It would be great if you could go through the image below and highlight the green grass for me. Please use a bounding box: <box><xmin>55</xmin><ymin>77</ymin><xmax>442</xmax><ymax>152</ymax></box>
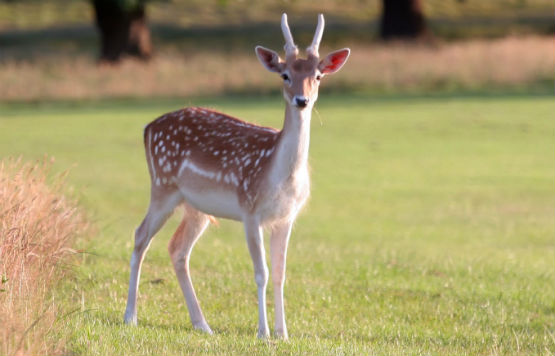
<box><xmin>0</xmin><ymin>93</ymin><xmax>553</xmax><ymax>355</ymax></box>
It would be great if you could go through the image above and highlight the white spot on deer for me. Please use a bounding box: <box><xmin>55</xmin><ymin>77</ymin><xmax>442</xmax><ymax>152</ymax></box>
<box><xmin>155</xmin><ymin>177</ymin><xmax>161</xmax><ymax>186</ymax></box>
<box><xmin>229</xmin><ymin>172</ymin><xmax>239</xmax><ymax>186</ymax></box>
<box><xmin>164</xmin><ymin>162</ymin><xmax>171</xmax><ymax>172</ymax></box>
<box><xmin>161</xmin><ymin>146</ymin><xmax>166</xmax><ymax>153</ymax></box>
<box><xmin>178</xmin><ymin>159</ymin><xmax>216</xmax><ymax>180</ymax></box>
<box><xmin>154</xmin><ymin>146</ymin><xmax>159</xmax><ymax>154</ymax></box>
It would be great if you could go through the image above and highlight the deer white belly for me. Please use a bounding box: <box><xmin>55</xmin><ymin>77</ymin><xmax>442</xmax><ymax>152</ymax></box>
<box><xmin>176</xmin><ymin>174</ymin><xmax>244</xmax><ymax>221</ymax></box>
<box><xmin>184</xmin><ymin>189</ymin><xmax>243</xmax><ymax>221</ymax></box>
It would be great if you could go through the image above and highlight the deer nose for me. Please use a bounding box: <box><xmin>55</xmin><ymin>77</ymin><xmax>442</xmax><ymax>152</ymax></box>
<box><xmin>294</xmin><ymin>96</ymin><xmax>309</xmax><ymax>108</ymax></box>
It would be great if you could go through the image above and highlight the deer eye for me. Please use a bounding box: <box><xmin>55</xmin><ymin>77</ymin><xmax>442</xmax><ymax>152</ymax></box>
<box><xmin>316</xmin><ymin>74</ymin><xmax>322</xmax><ymax>81</ymax></box>
<box><xmin>281</xmin><ymin>73</ymin><xmax>289</xmax><ymax>81</ymax></box>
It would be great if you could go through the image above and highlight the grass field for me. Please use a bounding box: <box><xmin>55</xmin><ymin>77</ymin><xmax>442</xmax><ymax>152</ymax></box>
<box><xmin>0</xmin><ymin>93</ymin><xmax>553</xmax><ymax>355</ymax></box>
<box><xmin>1</xmin><ymin>34</ymin><xmax>553</xmax><ymax>102</ymax></box>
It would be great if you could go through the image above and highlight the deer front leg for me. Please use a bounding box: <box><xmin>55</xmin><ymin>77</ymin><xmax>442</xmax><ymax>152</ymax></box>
<box><xmin>243</xmin><ymin>216</ymin><xmax>270</xmax><ymax>338</ymax></box>
<box><xmin>270</xmin><ymin>220</ymin><xmax>293</xmax><ymax>339</ymax></box>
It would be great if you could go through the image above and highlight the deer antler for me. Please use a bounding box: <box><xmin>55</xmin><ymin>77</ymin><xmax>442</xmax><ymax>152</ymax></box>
<box><xmin>307</xmin><ymin>14</ymin><xmax>325</xmax><ymax>58</ymax></box>
<box><xmin>281</xmin><ymin>13</ymin><xmax>299</xmax><ymax>58</ymax></box>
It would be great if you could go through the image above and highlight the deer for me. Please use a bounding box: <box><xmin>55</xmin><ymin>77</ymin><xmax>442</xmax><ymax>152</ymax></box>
<box><xmin>123</xmin><ymin>13</ymin><xmax>350</xmax><ymax>339</ymax></box>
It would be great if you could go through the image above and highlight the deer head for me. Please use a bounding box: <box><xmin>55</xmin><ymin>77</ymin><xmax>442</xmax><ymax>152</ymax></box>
<box><xmin>255</xmin><ymin>14</ymin><xmax>350</xmax><ymax>111</ymax></box>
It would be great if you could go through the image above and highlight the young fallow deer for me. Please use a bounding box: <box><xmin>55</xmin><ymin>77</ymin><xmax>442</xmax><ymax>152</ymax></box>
<box><xmin>123</xmin><ymin>13</ymin><xmax>350</xmax><ymax>339</ymax></box>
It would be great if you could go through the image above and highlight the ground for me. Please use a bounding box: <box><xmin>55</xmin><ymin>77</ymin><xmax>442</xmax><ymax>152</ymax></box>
<box><xmin>0</xmin><ymin>93</ymin><xmax>553</xmax><ymax>355</ymax></box>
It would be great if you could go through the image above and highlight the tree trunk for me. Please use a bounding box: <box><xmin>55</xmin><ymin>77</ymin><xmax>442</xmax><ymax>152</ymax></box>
<box><xmin>92</xmin><ymin>0</ymin><xmax>152</xmax><ymax>63</ymax></box>
<box><xmin>380</xmin><ymin>0</ymin><xmax>430</xmax><ymax>40</ymax></box>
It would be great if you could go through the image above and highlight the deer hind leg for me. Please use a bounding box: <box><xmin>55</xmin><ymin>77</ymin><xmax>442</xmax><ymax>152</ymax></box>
<box><xmin>168</xmin><ymin>203</ymin><xmax>212</xmax><ymax>334</ymax></box>
<box><xmin>124</xmin><ymin>189</ymin><xmax>183</xmax><ymax>325</ymax></box>
<box><xmin>243</xmin><ymin>216</ymin><xmax>270</xmax><ymax>338</ymax></box>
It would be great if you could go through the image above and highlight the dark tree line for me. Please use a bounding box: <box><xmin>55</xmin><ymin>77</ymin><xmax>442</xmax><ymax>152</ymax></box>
<box><xmin>91</xmin><ymin>0</ymin><xmax>430</xmax><ymax>63</ymax></box>
<box><xmin>92</xmin><ymin>0</ymin><xmax>152</xmax><ymax>63</ymax></box>
<box><xmin>380</xmin><ymin>0</ymin><xmax>430</xmax><ymax>40</ymax></box>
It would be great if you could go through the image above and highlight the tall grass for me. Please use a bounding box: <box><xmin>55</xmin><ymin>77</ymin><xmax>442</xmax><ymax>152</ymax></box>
<box><xmin>0</xmin><ymin>35</ymin><xmax>552</xmax><ymax>102</ymax></box>
<box><xmin>0</xmin><ymin>158</ymin><xmax>87</xmax><ymax>355</ymax></box>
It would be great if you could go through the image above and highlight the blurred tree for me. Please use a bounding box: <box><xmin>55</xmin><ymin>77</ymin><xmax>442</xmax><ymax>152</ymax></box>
<box><xmin>92</xmin><ymin>0</ymin><xmax>152</xmax><ymax>63</ymax></box>
<box><xmin>380</xmin><ymin>0</ymin><xmax>430</xmax><ymax>40</ymax></box>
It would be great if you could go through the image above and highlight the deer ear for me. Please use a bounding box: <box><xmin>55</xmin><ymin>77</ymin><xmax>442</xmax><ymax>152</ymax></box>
<box><xmin>318</xmin><ymin>48</ymin><xmax>350</xmax><ymax>75</ymax></box>
<box><xmin>255</xmin><ymin>46</ymin><xmax>284</xmax><ymax>73</ymax></box>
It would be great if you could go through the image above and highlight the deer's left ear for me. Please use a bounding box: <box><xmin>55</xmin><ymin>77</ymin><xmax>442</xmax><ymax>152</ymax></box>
<box><xmin>318</xmin><ymin>48</ymin><xmax>350</xmax><ymax>75</ymax></box>
<box><xmin>255</xmin><ymin>46</ymin><xmax>285</xmax><ymax>73</ymax></box>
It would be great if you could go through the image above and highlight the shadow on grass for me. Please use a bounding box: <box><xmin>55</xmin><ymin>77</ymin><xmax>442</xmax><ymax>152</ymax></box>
<box><xmin>1</xmin><ymin>14</ymin><xmax>553</xmax><ymax>59</ymax></box>
<box><xmin>0</xmin><ymin>83</ymin><xmax>552</xmax><ymax>114</ymax></box>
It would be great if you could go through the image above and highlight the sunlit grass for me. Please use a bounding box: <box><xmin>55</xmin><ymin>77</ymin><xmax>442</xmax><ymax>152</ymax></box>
<box><xmin>0</xmin><ymin>36</ymin><xmax>553</xmax><ymax>102</ymax></box>
<box><xmin>0</xmin><ymin>159</ymin><xmax>88</xmax><ymax>355</ymax></box>
<box><xmin>0</xmin><ymin>93</ymin><xmax>553</xmax><ymax>354</ymax></box>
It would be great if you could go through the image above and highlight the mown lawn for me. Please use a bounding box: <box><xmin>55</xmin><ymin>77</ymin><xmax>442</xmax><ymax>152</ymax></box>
<box><xmin>0</xmin><ymin>93</ymin><xmax>553</xmax><ymax>355</ymax></box>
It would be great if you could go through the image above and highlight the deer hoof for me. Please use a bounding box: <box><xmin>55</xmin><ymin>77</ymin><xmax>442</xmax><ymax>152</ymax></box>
<box><xmin>123</xmin><ymin>312</ymin><xmax>137</xmax><ymax>326</ymax></box>
<box><xmin>194</xmin><ymin>322</ymin><xmax>214</xmax><ymax>335</ymax></box>
<box><xmin>275</xmin><ymin>329</ymin><xmax>289</xmax><ymax>340</ymax></box>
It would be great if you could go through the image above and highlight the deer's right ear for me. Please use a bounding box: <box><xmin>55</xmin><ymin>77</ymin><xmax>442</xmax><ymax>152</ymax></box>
<box><xmin>255</xmin><ymin>46</ymin><xmax>284</xmax><ymax>73</ymax></box>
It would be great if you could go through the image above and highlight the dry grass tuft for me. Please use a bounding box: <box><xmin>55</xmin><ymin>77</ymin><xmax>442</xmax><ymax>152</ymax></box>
<box><xmin>0</xmin><ymin>158</ymin><xmax>88</xmax><ymax>356</ymax></box>
<box><xmin>0</xmin><ymin>35</ymin><xmax>552</xmax><ymax>102</ymax></box>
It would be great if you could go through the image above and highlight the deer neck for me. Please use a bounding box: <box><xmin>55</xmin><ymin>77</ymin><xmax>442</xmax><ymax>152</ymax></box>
<box><xmin>269</xmin><ymin>102</ymin><xmax>312</xmax><ymax>185</ymax></box>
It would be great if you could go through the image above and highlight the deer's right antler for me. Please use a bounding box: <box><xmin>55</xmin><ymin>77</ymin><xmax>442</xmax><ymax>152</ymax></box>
<box><xmin>281</xmin><ymin>13</ymin><xmax>299</xmax><ymax>58</ymax></box>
